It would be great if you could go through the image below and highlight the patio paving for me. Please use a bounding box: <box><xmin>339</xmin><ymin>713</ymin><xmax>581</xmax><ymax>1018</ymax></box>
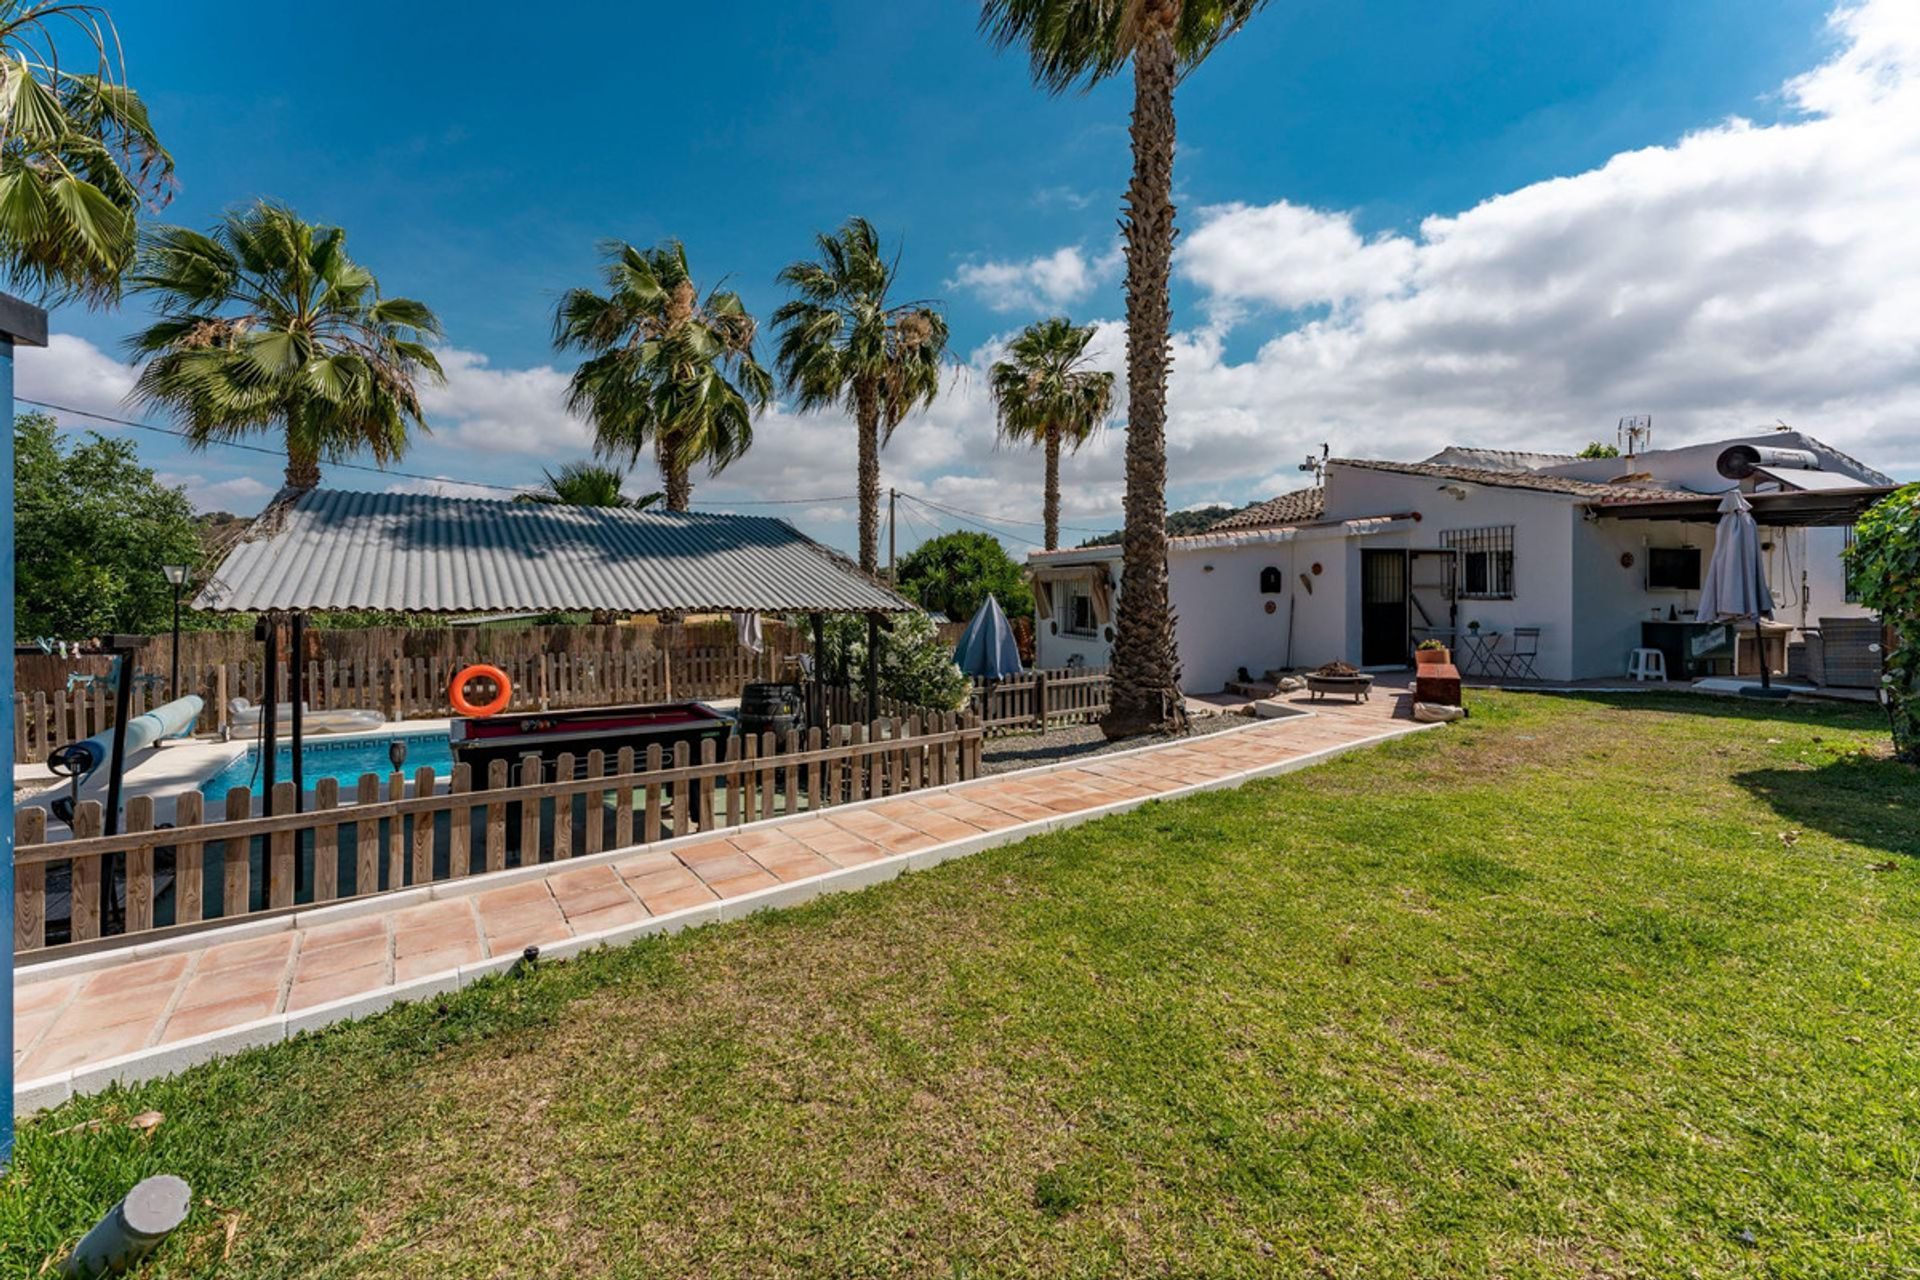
<box><xmin>12</xmin><ymin>688</ymin><xmax>1428</xmax><ymax>1111</ymax></box>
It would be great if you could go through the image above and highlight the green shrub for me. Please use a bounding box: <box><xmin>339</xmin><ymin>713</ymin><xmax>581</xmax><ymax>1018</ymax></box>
<box><xmin>1845</xmin><ymin>483</ymin><xmax>1920</xmax><ymax>762</ymax></box>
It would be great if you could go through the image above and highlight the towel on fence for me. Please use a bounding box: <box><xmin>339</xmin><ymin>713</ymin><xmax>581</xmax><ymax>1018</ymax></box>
<box><xmin>734</xmin><ymin>611</ymin><xmax>764</xmax><ymax>654</ymax></box>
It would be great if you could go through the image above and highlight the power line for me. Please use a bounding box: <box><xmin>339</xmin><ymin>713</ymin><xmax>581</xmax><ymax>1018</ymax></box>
<box><xmin>896</xmin><ymin>491</ymin><xmax>1049</xmax><ymax>550</ymax></box>
<box><xmin>15</xmin><ymin>396</ymin><xmax>858</xmax><ymax>507</ymax></box>
<box><xmin>898</xmin><ymin>490</ymin><xmax>1114</xmax><ymax>536</ymax></box>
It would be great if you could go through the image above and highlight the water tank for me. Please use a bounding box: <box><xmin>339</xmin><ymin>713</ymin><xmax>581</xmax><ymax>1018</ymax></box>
<box><xmin>1716</xmin><ymin>444</ymin><xmax>1820</xmax><ymax>480</ymax></box>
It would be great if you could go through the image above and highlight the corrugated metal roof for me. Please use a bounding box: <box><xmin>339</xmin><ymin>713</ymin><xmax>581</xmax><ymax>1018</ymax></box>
<box><xmin>194</xmin><ymin>489</ymin><xmax>917</xmax><ymax>615</ymax></box>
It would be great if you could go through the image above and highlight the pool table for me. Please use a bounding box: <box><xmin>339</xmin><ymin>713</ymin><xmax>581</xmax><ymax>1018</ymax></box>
<box><xmin>450</xmin><ymin>700</ymin><xmax>732</xmax><ymax>785</ymax></box>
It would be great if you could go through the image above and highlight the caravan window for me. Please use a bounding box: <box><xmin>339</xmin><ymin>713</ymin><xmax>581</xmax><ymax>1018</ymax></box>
<box><xmin>1065</xmin><ymin>584</ymin><xmax>1097</xmax><ymax>636</ymax></box>
<box><xmin>1442</xmin><ymin>525</ymin><xmax>1516</xmax><ymax>600</ymax></box>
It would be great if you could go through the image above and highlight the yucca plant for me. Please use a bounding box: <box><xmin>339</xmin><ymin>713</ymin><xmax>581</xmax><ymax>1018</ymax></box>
<box><xmin>0</xmin><ymin>0</ymin><xmax>172</xmax><ymax>303</ymax></box>
<box><xmin>989</xmin><ymin>316</ymin><xmax>1114</xmax><ymax>550</ymax></box>
<box><xmin>773</xmin><ymin>217</ymin><xmax>949</xmax><ymax>573</ymax></box>
<box><xmin>125</xmin><ymin>201</ymin><xmax>445</xmax><ymax>490</ymax></box>
<box><xmin>981</xmin><ymin>0</ymin><xmax>1272</xmax><ymax>736</ymax></box>
<box><xmin>553</xmin><ymin>240</ymin><xmax>771</xmax><ymax>511</ymax></box>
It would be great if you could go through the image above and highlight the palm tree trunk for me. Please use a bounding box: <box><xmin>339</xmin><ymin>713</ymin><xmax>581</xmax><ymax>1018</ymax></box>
<box><xmin>659</xmin><ymin>434</ymin><xmax>693</xmax><ymax>512</ymax></box>
<box><xmin>1101</xmin><ymin>18</ymin><xmax>1186</xmax><ymax>740</ymax></box>
<box><xmin>1044</xmin><ymin>424</ymin><xmax>1062</xmax><ymax>552</ymax></box>
<box><xmin>284</xmin><ymin>451</ymin><xmax>321</xmax><ymax>491</ymax></box>
<box><xmin>855</xmin><ymin>381</ymin><xmax>882</xmax><ymax>574</ymax></box>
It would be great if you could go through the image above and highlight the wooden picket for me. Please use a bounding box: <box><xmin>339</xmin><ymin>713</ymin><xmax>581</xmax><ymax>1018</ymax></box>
<box><xmin>13</xmin><ymin>711</ymin><xmax>983</xmax><ymax>954</ymax></box>
<box><xmin>969</xmin><ymin>667</ymin><xmax>1111</xmax><ymax>735</ymax></box>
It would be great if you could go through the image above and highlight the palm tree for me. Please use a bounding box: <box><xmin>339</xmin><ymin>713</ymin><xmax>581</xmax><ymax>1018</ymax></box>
<box><xmin>553</xmin><ymin>240</ymin><xmax>771</xmax><ymax>512</ymax></box>
<box><xmin>773</xmin><ymin>217</ymin><xmax>949</xmax><ymax>573</ymax></box>
<box><xmin>989</xmin><ymin>316</ymin><xmax>1114</xmax><ymax>551</ymax></box>
<box><xmin>125</xmin><ymin>201</ymin><xmax>443</xmax><ymax>491</ymax></box>
<box><xmin>981</xmin><ymin>0</ymin><xmax>1269</xmax><ymax>737</ymax></box>
<box><xmin>0</xmin><ymin>1</ymin><xmax>173</xmax><ymax>304</ymax></box>
<box><xmin>514</xmin><ymin>460</ymin><xmax>661</xmax><ymax>509</ymax></box>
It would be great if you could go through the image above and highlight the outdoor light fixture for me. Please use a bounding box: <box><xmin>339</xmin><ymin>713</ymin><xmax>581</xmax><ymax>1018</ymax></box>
<box><xmin>162</xmin><ymin>565</ymin><xmax>192</xmax><ymax>698</ymax></box>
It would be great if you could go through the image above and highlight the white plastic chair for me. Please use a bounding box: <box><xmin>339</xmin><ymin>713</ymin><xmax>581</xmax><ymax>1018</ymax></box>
<box><xmin>1627</xmin><ymin>648</ymin><xmax>1667</xmax><ymax>682</ymax></box>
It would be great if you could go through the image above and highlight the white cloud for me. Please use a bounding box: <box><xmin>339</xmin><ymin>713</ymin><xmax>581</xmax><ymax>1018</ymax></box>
<box><xmin>154</xmin><ymin>472</ymin><xmax>274</xmax><ymax>513</ymax></box>
<box><xmin>949</xmin><ymin>244</ymin><xmax>1121</xmax><ymax>314</ymax></box>
<box><xmin>13</xmin><ymin>332</ymin><xmax>139</xmax><ymax>420</ymax></box>
<box><xmin>1178</xmin><ymin>200</ymin><xmax>1416</xmax><ymax>314</ymax></box>
<box><xmin>1149</xmin><ymin>0</ymin><xmax>1920</xmax><ymax>482</ymax></box>
<box><xmin>418</xmin><ymin>347</ymin><xmax>593</xmax><ymax>456</ymax></box>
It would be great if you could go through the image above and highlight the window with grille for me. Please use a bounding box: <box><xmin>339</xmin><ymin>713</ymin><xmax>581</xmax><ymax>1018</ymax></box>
<box><xmin>1844</xmin><ymin>526</ymin><xmax>1862</xmax><ymax>603</ymax></box>
<box><xmin>1442</xmin><ymin>525</ymin><xmax>1516</xmax><ymax>599</ymax></box>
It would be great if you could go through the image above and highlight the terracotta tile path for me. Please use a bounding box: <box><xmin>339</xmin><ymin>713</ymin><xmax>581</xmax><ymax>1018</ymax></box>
<box><xmin>13</xmin><ymin>685</ymin><xmax>1425</xmax><ymax>1109</ymax></box>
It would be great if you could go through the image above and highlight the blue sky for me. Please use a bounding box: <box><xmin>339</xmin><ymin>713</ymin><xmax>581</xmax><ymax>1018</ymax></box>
<box><xmin>20</xmin><ymin>0</ymin><xmax>1918</xmax><ymax>556</ymax></box>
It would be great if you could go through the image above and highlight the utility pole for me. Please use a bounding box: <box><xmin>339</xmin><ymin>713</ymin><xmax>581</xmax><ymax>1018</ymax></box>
<box><xmin>888</xmin><ymin>487</ymin><xmax>898</xmax><ymax>584</ymax></box>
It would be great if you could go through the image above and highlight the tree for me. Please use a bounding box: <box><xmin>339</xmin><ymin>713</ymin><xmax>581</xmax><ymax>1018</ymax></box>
<box><xmin>895</xmin><ymin>530</ymin><xmax>1034</xmax><ymax>623</ymax></box>
<box><xmin>815</xmin><ymin>610</ymin><xmax>970</xmax><ymax>711</ymax></box>
<box><xmin>1578</xmin><ymin>441</ymin><xmax>1621</xmax><ymax>459</ymax></box>
<box><xmin>554</xmin><ymin>240</ymin><xmax>771</xmax><ymax>511</ymax></box>
<box><xmin>989</xmin><ymin>316</ymin><xmax>1114</xmax><ymax>550</ymax></box>
<box><xmin>12</xmin><ymin>410</ymin><xmax>200</xmax><ymax>637</ymax></box>
<box><xmin>125</xmin><ymin>201</ymin><xmax>444</xmax><ymax>490</ymax></box>
<box><xmin>0</xmin><ymin>2</ymin><xmax>172</xmax><ymax>304</ymax></box>
<box><xmin>773</xmin><ymin>217</ymin><xmax>949</xmax><ymax>573</ymax></box>
<box><xmin>514</xmin><ymin>460</ymin><xmax>661</xmax><ymax>509</ymax></box>
<box><xmin>1846</xmin><ymin>484</ymin><xmax>1920</xmax><ymax>762</ymax></box>
<box><xmin>981</xmin><ymin>0</ymin><xmax>1270</xmax><ymax>737</ymax></box>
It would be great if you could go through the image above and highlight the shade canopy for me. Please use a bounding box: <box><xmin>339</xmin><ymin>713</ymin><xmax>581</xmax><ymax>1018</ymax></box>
<box><xmin>1695</xmin><ymin>491</ymin><xmax>1774</xmax><ymax>623</ymax></box>
<box><xmin>953</xmin><ymin>594</ymin><xmax>1025</xmax><ymax>680</ymax></box>
<box><xmin>195</xmin><ymin>488</ymin><xmax>917</xmax><ymax>616</ymax></box>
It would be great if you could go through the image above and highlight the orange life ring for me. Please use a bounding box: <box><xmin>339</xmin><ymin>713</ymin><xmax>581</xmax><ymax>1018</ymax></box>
<box><xmin>450</xmin><ymin>664</ymin><xmax>512</xmax><ymax>718</ymax></box>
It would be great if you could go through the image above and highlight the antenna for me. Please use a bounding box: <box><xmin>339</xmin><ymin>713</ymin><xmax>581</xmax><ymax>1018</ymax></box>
<box><xmin>1299</xmin><ymin>442</ymin><xmax>1329</xmax><ymax>484</ymax></box>
<box><xmin>1616</xmin><ymin>415</ymin><xmax>1652</xmax><ymax>458</ymax></box>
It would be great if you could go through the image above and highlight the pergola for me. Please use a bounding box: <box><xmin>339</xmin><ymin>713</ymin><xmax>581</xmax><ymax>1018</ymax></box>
<box><xmin>1588</xmin><ymin>485</ymin><xmax>1896</xmax><ymax>526</ymax></box>
<box><xmin>196</xmin><ymin>488</ymin><xmax>918</xmax><ymax>811</ymax></box>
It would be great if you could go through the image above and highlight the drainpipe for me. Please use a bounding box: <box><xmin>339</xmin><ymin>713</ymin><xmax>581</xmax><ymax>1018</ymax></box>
<box><xmin>2</xmin><ymin>289</ymin><xmax>50</xmax><ymax>1172</ymax></box>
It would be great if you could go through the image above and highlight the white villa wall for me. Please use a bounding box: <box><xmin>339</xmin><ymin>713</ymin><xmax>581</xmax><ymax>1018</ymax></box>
<box><xmin>1166</xmin><ymin>527</ymin><xmax>1354</xmax><ymax>688</ymax></box>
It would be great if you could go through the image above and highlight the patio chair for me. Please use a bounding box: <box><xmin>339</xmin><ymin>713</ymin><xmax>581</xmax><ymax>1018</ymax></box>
<box><xmin>1499</xmin><ymin>627</ymin><xmax>1541</xmax><ymax>680</ymax></box>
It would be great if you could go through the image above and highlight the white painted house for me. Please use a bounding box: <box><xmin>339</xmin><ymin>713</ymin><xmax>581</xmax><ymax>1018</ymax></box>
<box><xmin>1029</xmin><ymin>430</ymin><xmax>1896</xmax><ymax>689</ymax></box>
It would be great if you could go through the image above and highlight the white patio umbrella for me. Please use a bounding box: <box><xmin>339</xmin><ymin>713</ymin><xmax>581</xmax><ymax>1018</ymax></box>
<box><xmin>1694</xmin><ymin>490</ymin><xmax>1777</xmax><ymax>690</ymax></box>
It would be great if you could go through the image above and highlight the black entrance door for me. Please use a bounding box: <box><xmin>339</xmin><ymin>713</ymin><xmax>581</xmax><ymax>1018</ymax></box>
<box><xmin>1361</xmin><ymin>549</ymin><xmax>1410</xmax><ymax>666</ymax></box>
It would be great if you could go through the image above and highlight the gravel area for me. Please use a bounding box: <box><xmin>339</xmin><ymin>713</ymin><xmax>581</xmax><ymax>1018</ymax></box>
<box><xmin>980</xmin><ymin>710</ymin><xmax>1250</xmax><ymax>776</ymax></box>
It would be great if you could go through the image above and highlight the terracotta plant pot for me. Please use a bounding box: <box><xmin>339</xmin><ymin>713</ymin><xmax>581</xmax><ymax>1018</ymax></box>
<box><xmin>1414</xmin><ymin>647</ymin><xmax>1451</xmax><ymax>667</ymax></box>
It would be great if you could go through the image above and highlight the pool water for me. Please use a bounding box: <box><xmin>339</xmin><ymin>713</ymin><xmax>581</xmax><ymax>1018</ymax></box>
<box><xmin>202</xmin><ymin>731</ymin><xmax>454</xmax><ymax>798</ymax></box>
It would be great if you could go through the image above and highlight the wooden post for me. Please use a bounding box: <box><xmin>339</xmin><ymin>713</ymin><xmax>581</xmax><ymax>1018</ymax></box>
<box><xmin>223</xmin><ymin>787</ymin><xmax>252</xmax><ymax>918</ymax></box>
<box><xmin>313</xmin><ymin>778</ymin><xmax>340</xmax><ymax>902</ymax></box>
<box><xmin>14</xmin><ymin>808</ymin><xmax>46</xmax><ymax>951</ymax></box>
<box><xmin>1033</xmin><ymin>670</ymin><xmax>1049</xmax><ymax>732</ymax></box>
<box><xmin>173</xmin><ymin>793</ymin><xmax>203</xmax><ymax>926</ymax></box>
<box><xmin>355</xmin><ymin>774</ymin><xmax>381</xmax><ymax>895</ymax></box>
<box><xmin>124</xmin><ymin>796</ymin><xmax>155</xmax><ymax>934</ymax></box>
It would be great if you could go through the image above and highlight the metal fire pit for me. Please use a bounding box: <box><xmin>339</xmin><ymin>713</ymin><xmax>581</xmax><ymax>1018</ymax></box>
<box><xmin>1305</xmin><ymin>673</ymin><xmax>1374</xmax><ymax>703</ymax></box>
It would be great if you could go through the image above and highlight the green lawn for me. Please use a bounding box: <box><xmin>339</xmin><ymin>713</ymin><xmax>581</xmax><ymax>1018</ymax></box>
<box><xmin>6</xmin><ymin>693</ymin><xmax>1917</xmax><ymax>1278</ymax></box>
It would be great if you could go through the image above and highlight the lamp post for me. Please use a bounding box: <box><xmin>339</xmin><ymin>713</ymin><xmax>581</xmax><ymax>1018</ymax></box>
<box><xmin>162</xmin><ymin>564</ymin><xmax>190</xmax><ymax>700</ymax></box>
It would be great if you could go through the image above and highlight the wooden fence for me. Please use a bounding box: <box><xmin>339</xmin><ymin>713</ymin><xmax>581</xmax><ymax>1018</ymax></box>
<box><xmin>14</xmin><ymin>711</ymin><xmax>984</xmax><ymax>954</ymax></box>
<box><xmin>12</xmin><ymin>646</ymin><xmax>808</xmax><ymax>764</ymax></box>
<box><xmin>970</xmin><ymin>667</ymin><xmax>1111</xmax><ymax>734</ymax></box>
